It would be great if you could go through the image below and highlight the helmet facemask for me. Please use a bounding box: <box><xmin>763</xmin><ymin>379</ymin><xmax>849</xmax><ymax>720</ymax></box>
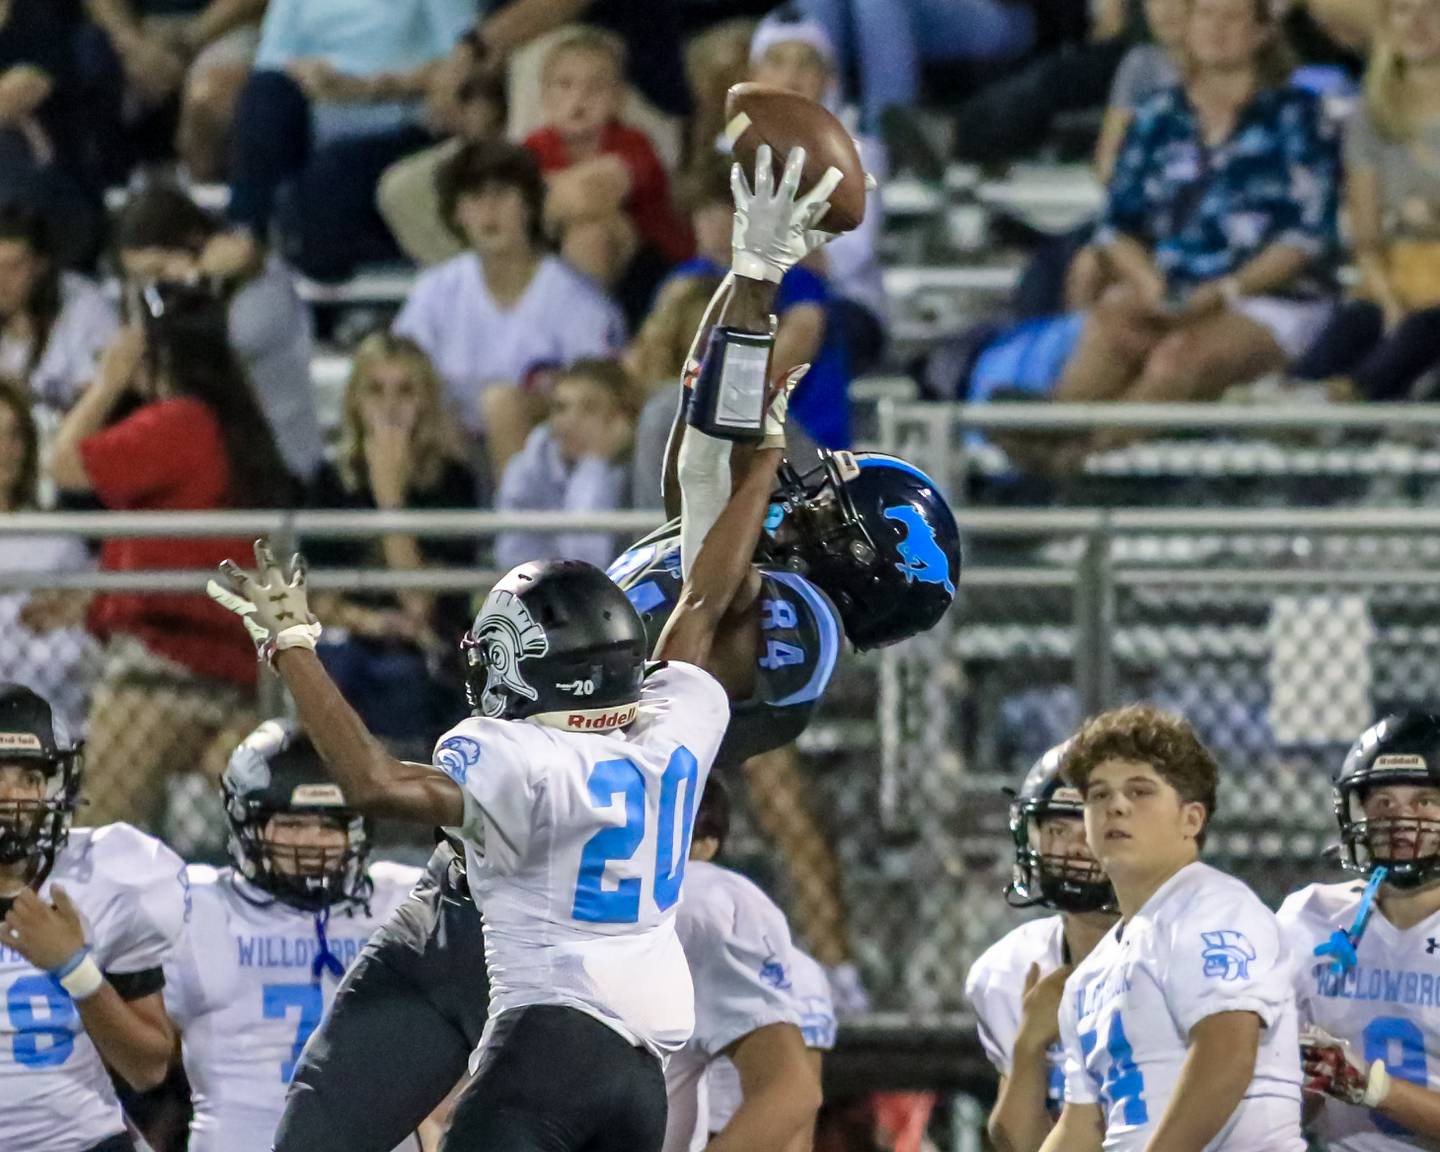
<box><xmin>1008</xmin><ymin>793</ymin><xmax>1115</xmax><ymax>914</ymax></box>
<box><xmin>227</xmin><ymin>799</ymin><xmax>371</xmax><ymax>913</ymax></box>
<box><xmin>1337</xmin><ymin>772</ymin><xmax>1440</xmax><ymax>890</ymax></box>
<box><xmin>769</xmin><ymin>452</ymin><xmax>875</xmax><ymax>570</ymax></box>
<box><xmin>0</xmin><ymin>752</ymin><xmax>81</xmax><ymax>881</ymax></box>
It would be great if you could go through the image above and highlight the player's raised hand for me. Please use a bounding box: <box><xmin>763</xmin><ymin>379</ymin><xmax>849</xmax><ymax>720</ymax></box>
<box><xmin>1300</xmin><ymin>1025</ymin><xmax>1391</xmax><ymax>1106</ymax></box>
<box><xmin>207</xmin><ymin>538</ymin><xmax>322</xmax><ymax>663</ymax></box>
<box><xmin>1015</xmin><ymin>962</ymin><xmax>1071</xmax><ymax>1052</ymax></box>
<box><xmin>730</xmin><ymin>143</ymin><xmax>842</xmax><ymax>284</ymax></box>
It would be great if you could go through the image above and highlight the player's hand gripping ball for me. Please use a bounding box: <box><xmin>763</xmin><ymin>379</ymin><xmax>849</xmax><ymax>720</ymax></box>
<box><xmin>725</xmin><ymin>82</ymin><xmax>868</xmax><ymax>233</ymax></box>
<box><xmin>208</xmin><ymin>538</ymin><xmax>322</xmax><ymax>663</ymax></box>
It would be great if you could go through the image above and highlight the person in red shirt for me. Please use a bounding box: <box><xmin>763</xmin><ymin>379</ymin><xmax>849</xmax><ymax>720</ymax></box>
<box><xmin>47</xmin><ymin>280</ymin><xmax>292</xmax><ymax>831</ymax></box>
<box><xmin>523</xmin><ymin>26</ymin><xmax>690</xmax><ymax>322</ymax></box>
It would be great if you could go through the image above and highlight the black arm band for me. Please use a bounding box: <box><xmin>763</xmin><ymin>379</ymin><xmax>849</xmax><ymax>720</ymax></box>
<box><xmin>106</xmin><ymin>967</ymin><xmax>165</xmax><ymax>1001</ymax></box>
<box><xmin>686</xmin><ymin>325</ymin><xmax>775</xmax><ymax>441</ymax></box>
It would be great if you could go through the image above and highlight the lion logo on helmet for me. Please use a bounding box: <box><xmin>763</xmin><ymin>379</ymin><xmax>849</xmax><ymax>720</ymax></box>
<box><xmin>473</xmin><ymin>590</ymin><xmax>550</xmax><ymax>717</ymax></box>
<box><xmin>1200</xmin><ymin>929</ymin><xmax>1256</xmax><ymax>981</ymax></box>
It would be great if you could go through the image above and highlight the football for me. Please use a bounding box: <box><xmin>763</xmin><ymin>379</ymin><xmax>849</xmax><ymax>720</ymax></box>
<box><xmin>723</xmin><ymin>82</ymin><xmax>867</xmax><ymax>233</ymax></box>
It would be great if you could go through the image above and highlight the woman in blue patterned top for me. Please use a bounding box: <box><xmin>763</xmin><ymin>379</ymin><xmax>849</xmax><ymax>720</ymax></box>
<box><xmin>1055</xmin><ymin>0</ymin><xmax>1341</xmax><ymax>441</ymax></box>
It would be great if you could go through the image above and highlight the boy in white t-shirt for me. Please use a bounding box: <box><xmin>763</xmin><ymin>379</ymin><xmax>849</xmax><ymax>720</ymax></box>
<box><xmin>1042</xmin><ymin>704</ymin><xmax>1305</xmax><ymax>1152</ymax></box>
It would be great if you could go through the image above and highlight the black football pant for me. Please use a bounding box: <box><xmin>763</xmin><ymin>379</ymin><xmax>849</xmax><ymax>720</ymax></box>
<box><xmin>273</xmin><ymin>843</ymin><xmax>490</xmax><ymax>1152</ymax></box>
<box><xmin>442</xmin><ymin>1006</ymin><xmax>667</xmax><ymax>1152</ymax></box>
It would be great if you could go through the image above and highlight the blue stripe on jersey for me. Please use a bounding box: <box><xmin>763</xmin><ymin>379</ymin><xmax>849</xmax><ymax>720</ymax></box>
<box><xmin>858</xmin><ymin>454</ymin><xmax>939</xmax><ymax>490</ymax></box>
<box><xmin>767</xmin><ymin>571</ymin><xmax>841</xmax><ymax>707</ymax></box>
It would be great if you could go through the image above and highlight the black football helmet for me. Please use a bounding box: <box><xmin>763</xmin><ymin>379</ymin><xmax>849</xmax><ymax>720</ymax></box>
<box><xmin>1335</xmin><ymin>713</ymin><xmax>1440</xmax><ymax>890</ymax></box>
<box><xmin>767</xmin><ymin>450</ymin><xmax>961</xmax><ymax>649</ymax></box>
<box><xmin>463</xmin><ymin>560</ymin><xmax>647</xmax><ymax>730</ymax></box>
<box><xmin>222</xmin><ymin>720</ymin><xmax>371</xmax><ymax>912</ymax></box>
<box><xmin>1006</xmin><ymin>743</ymin><xmax>1114</xmax><ymax>913</ymax></box>
<box><xmin>0</xmin><ymin>684</ymin><xmax>81</xmax><ymax>889</ymax></box>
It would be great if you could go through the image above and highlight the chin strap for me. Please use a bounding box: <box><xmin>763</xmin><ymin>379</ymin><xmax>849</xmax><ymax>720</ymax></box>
<box><xmin>311</xmin><ymin>906</ymin><xmax>345</xmax><ymax>980</ymax></box>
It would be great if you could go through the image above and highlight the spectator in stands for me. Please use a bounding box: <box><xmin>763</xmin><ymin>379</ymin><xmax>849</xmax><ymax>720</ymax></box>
<box><xmin>1053</xmin><ymin>0</ymin><xmax>1340</xmax><ymax>446</ymax></box>
<box><xmin>1095</xmin><ymin>0</ymin><xmax>1188</xmax><ymax>181</ymax></box>
<box><xmin>1290</xmin><ymin>0</ymin><xmax>1440</xmax><ymax>401</ymax></box>
<box><xmin>305</xmin><ymin>332</ymin><xmax>474</xmax><ymax>749</ymax></box>
<box><xmin>1066</xmin><ymin>0</ymin><xmax>1188</xmax><ymax>310</ymax></box>
<box><xmin>523</xmin><ymin>27</ymin><xmax>690</xmax><ymax>324</ymax></box>
<box><xmin>794</xmin><ymin>0</ymin><xmax>1036</xmax><ymax>135</ymax></box>
<box><xmin>626</xmin><ymin>274</ymin><xmax>721</xmax><ymax>509</ymax></box>
<box><xmin>0</xmin><ymin>202</ymin><xmax>117</xmax><ymax>415</ymax></box>
<box><xmin>0</xmin><ymin>0</ymin><xmax>104</xmax><ymax>268</ymax></box>
<box><xmin>377</xmin><ymin>64</ymin><xmax>508</xmax><ymax>267</ymax></box>
<box><xmin>393</xmin><ymin>141</ymin><xmax>625</xmax><ymax>489</ymax></box>
<box><xmin>115</xmin><ymin>182</ymin><xmax>322</xmax><ymax>484</ymax></box>
<box><xmin>432</xmin><ymin>0</ymin><xmax>692</xmax><ymax>155</ymax></box>
<box><xmin>748</xmin><ymin>9</ymin><xmax>889</xmax><ymax>374</ymax></box>
<box><xmin>494</xmin><ymin>357</ymin><xmax>635</xmax><ymax>571</ymax></box>
<box><xmin>46</xmin><ymin>282</ymin><xmax>289</xmax><ymax>828</ymax></box>
<box><xmin>79</xmin><ymin>0</ymin><xmax>269</xmax><ymax>182</ymax></box>
<box><xmin>0</xmin><ymin>377</ymin><xmax>95</xmax><ymax>732</ymax></box>
<box><xmin>227</xmin><ymin>0</ymin><xmax>474</xmax><ymax>281</ymax></box>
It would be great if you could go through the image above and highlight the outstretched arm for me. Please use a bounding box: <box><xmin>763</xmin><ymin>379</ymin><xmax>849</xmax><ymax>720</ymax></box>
<box><xmin>207</xmin><ymin>542</ymin><xmax>464</xmax><ymax>826</ymax></box>
<box><xmin>654</xmin><ymin>147</ymin><xmax>839</xmax><ymax>673</ymax></box>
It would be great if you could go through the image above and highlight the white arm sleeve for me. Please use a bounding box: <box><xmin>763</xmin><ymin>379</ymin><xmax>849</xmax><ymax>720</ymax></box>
<box><xmin>1164</xmin><ymin>893</ymin><xmax>1292</xmax><ymax>1036</ymax></box>
<box><xmin>676</xmin><ymin>425</ymin><xmax>733</xmax><ymax>582</ymax></box>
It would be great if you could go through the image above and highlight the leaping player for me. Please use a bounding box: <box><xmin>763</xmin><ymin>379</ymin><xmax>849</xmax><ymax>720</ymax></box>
<box><xmin>209</xmin><ymin>145</ymin><xmax>851</xmax><ymax>1150</ymax></box>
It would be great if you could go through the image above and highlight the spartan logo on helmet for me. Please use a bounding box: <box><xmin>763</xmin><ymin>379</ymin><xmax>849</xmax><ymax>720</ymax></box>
<box><xmin>470</xmin><ymin>589</ymin><xmax>550</xmax><ymax>717</ymax></box>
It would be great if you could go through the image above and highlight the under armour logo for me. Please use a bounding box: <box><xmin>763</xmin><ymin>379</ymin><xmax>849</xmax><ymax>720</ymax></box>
<box><xmin>1427</xmin><ymin>938</ymin><xmax>1439</xmax><ymax>955</ymax></box>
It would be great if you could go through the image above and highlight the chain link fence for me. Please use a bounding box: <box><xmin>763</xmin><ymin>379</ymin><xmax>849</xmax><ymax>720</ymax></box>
<box><xmin>10</xmin><ymin>499</ymin><xmax>1440</xmax><ymax>1049</ymax></box>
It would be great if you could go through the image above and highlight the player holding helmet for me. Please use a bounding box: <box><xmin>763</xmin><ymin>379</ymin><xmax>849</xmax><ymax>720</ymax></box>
<box><xmin>966</xmin><ymin>744</ymin><xmax>1117</xmax><ymax>1152</ymax></box>
<box><xmin>161</xmin><ymin>720</ymin><xmax>423</xmax><ymax>1152</ymax></box>
<box><xmin>1279</xmin><ymin>712</ymin><xmax>1440</xmax><ymax>1145</ymax></box>
<box><xmin>0</xmin><ymin>683</ymin><xmax>189</xmax><ymax>1152</ymax></box>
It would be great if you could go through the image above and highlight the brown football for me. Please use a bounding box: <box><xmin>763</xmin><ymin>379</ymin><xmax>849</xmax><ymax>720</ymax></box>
<box><xmin>723</xmin><ymin>82</ymin><xmax>866</xmax><ymax>234</ymax></box>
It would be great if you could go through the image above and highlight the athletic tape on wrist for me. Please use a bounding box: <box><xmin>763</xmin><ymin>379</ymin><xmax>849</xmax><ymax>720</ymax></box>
<box><xmin>54</xmin><ymin>948</ymin><xmax>104</xmax><ymax>1000</ymax></box>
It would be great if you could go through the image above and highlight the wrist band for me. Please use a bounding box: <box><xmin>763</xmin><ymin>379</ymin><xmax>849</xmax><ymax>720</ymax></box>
<box><xmin>1363</xmin><ymin>1059</ymin><xmax>1392</xmax><ymax>1107</ymax></box>
<box><xmin>687</xmin><ymin>325</ymin><xmax>774</xmax><ymax>441</ymax></box>
<box><xmin>52</xmin><ymin>947</ymin><xmax>104</xmax><ymax>1001</ymax></box>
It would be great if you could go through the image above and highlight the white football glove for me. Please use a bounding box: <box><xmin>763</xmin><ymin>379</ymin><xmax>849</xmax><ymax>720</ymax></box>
<box><xmin>730</xmin><ymin>143</ymin><xmax>842</xmax><ymax>284</ymax></box>
<box><xmin>1299</xmin><ymin>1026</ymin><xmax>1392</xmax><ymax>1107</ymax></box>
<box><xmin>206</xmin><ymin>538</ymin><xmax>322</xmax><ymax>663</ymax></box>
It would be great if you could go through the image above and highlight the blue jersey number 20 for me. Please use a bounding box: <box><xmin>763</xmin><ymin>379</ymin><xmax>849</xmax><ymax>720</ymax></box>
<box><xmin>263</xmin><ymin>982</ymin><xmax>324</xmax><ymax>1082</ymax></box>
<box><xmin>573</xmin><ymin>747</ymin><xmax>699</xmax><ymax>924</ymax></box>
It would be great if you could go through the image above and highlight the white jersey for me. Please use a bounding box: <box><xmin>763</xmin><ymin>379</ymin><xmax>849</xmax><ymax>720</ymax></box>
<box><xmin>0</xmin><ymin>824</ymin><xmax>188</xmax><ymax>1152</ymax></box>
<box><xmin>662</xmin><ymin>860</ymin><xmax>803</xmax><ymax>1152</ymax></box>
<box><xmin>1059</xmin><ymin>861</ymin><xmax>1305</xmax><ymax>1152</ymax></box>
<box><xmin>706</xmin><ymin>947</ymin><xmax>836</xmax><ymax>1137</ymax></box>
<box><xmin>1278</xmin><ymin>880</ymin><xmax>1440</xmax><ymax>1152</ymax></box>
<box><xmin>435</xmin><ymin>661</ymin><xmax>729</xmax><ymax>1057</ymax></box>
<box><xmin>393</xmin><ymin>252</ymin><xmax>625</xmax><ymax>433</ymax></box>
<box><xmin>164</xmin><ymin>861</ymin><xmax>422</xmax><ymax>1152</ymax></box>
<box><xmin>965</xmin><ymin>915</ymin><xmax>1068</xmax><ymax>1112</ymax></box>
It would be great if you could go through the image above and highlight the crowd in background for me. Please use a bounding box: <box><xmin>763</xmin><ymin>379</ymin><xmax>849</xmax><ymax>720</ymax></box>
<box><xmin>1</xmin><ymin>0</ymin><xmax>1440</xmax><ymax>841</ymax></box>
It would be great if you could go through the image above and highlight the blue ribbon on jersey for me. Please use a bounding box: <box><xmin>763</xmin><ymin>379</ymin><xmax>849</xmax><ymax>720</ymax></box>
<box><xmin>1313</xmin><ymin>866</ymin><xmax>1388</xmax><ymax>975</ymax></box>
<box><xmin>311</xmin><ymin>907</ymin><xmax>345</xmax><ymax>980</ymax></box>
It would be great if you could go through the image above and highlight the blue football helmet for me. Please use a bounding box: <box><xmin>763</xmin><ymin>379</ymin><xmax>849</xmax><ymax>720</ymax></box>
<box><xmin>767</xmin><ymin>450</ymin><xmax>961</xmax><ymax>649</ymax></box>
